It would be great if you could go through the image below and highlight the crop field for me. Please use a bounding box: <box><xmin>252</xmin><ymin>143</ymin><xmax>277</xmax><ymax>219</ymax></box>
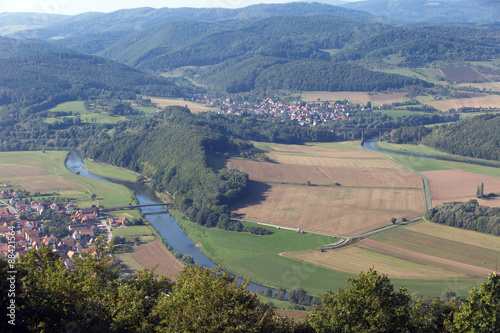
<box><xmin>441</xmin><ymin>67</ymin><xmax>486</xmax><ymax>82</ymax></box>
<box><xmin>420</xmin><ymin>169</ymin><xmax>500</xmax><ymax>205</ymax></box>
<box><xmin>426</xmin><ymin>94</ymin><xmax>500</xmax><ymax>111</ymax></box>
<box><xmin>229</xmin><ymin>142</ymin><xmax>426</xmax><ymax>236</ymax></box>
<box><xmin>268</xmin><ymin>153</ymin><xmax>403</xmax><ymax>169</ymax></box>
<box><xmin>369</xmin><ymin>92</ymin><xmax>407</xmax><ymax>106</ymax></box>
<box><xmin>117</xmin><ymin>241</ymin><xmax>184</xmax><ymax>278</ymax></box>
<box><xmin>148</xmin><ymin>97</ymin><xmax>216</xmax><ymax>113</ymax></box>
<box><xmin>458</xmin><ymin>82</ymin><xmax>500</xmax><ymax>93</ymax></box>
<box><xmin>0</xmin><ymin>151</ymin><xmax>82</xmax><ymax>192</ymax></box>
<box><xmin>286</xmin><ymin>221</ymin><xmax>499</xmax><ymax>281</ymax></box>
<box><xmin>301</xmin><ymin>91</ymin><xmax>369</xmax><ymax>104</ymax></box>
<box><xmin>233</xmin><ymin>182</ymin><xmax>425</xmax><ymax>236</ymax></box>
<box><xmin>228</xmin><ymin>159</ymin><xmax>422</xmax><ymax>188</ymax></box>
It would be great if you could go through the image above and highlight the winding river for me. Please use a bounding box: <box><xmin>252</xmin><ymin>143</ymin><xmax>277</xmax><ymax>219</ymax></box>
<box><xmin>65</xmin><ymin>151</ymin><xmax>270</xmax><ymax>292</ymax></box>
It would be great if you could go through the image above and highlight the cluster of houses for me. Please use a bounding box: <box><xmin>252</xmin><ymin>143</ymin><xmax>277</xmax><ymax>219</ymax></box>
<box><xmin>0</xmin><ymin>199</ymin><xmax>130</xmax><ymax>270</ymax></box>
<box><xmin>191</xmin><ymin>95</ymin><xmax>351</xmax><ymax>125</ymax></box>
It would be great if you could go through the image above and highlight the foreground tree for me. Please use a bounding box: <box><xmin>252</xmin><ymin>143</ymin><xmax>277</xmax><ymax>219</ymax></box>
<box><xmin>448</xmin><ymin>273</ymin><xmax>500</xmax><ymax>332</ymax></box>
<box><xmin>305</xmin><ymin>268</ymin><xmax>411</xmax><ymax>333</ymax></box>
<box><xmin>150</xmin><ymin>264</ymin><xmax>293</xmax><ymax>332</ymax></box>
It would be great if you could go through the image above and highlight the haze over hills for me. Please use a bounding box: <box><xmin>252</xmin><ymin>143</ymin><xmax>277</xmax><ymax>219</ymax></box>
<box><xmin>342</xmin><ymin>0</ymin><xmax>500</xmax><ymax>23</ymax></box>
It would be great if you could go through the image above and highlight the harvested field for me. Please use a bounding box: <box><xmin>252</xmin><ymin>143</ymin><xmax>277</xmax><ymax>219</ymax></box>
<box><xmin>317</xmin><ymin>167</ymin><xmax>422</xmax><ymax>188</ymax></box>
<box><xmin>286</xmin><ymin>230</ymin><xmax>499</xmax><ymax>279</ymax></box>
<box><xmin>278</xmin><ymin>143</ymin><xmax>382</xmax><ymax>158</ymax></box>
<box><xmin>232</xmin><ymin>183</ymin><xmax>425</xmax><ymax>236</ymax></box>
<box><xmin>405</xmin><ymin>221</ymin><xmax>500</xmax><ymax>252</ymax></box>
<box><xmin>148</xmin><ymin>97</ymin><xmax>215</xmax><ymax>113</ymax></box>
<box><xmin>226</xmin><ymin>159</ymin><xmax>332</xmax><ymax>185</ymax></box>
<box><xmin>458</xmin><ymin>82</ymin><xmax>500</xmax><ymax>93</ymax></box>
<box><xmin>228</xmin><ymin>159</ymin><xmax>422</xmax><ymax>188</ymax></box>
<box><xmin>369</xmin><ymin>92</ymin><xmax>407</xmax><ymax>101</ymax></box>
<box><xmin>426</xmin><ymin>95</ymin><xmax>500</xmax><ymax>111</ymax></box>
<box><xmin>268</xmin><ymin>154</ymin><xmax>403</xmax><ymax>169</ymax></box>
<box><xmin>421</xmin><ymin>169</ymin><xmax>500</xmax><ymax>201</ymax></box>
<box><xmin>0</xmin><ymin>163</ymin><xmax>80</xmax><ymax>192</ymax></box>
<box><xmin>301</xmin><ymin>91</ymin><xmax>369</xmax><ymax>104</ymax></box>
<box><xmin>441</xmin><ymin>67</ymin><xmax>486</xmax><ymax>82</ymax></box>
<box><xmin>119</xmin><ymin>241</ymin><xmax>184</xmax><ymax>279</ymax></box>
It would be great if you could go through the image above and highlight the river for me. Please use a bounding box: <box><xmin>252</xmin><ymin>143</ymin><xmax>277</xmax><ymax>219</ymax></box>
<box><xmin>65</xmin><ymin>151</ymin><xmax>270</xmax><ymax>292</ymax></box>
<box><xmin>362</xmin><ymin>136</ymin><xmax>438</xmax><ymax>160</ymax></box>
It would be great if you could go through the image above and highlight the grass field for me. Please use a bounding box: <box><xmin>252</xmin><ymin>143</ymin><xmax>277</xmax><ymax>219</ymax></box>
<box><xmin>84</xmin><ymin>159</ymin><xmax>140</xmax><ymax>182</ymax></box>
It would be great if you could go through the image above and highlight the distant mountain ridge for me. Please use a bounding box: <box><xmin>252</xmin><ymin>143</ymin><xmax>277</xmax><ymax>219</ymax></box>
<box><xmin>5</xmin><ymin>2</ymin><xmax>374</xmax><ymax>40</ymax></box>
<box><xmin>342</xmin><ymin>0</ymin><xmax>500</xmax><ymax>22</ymax></box>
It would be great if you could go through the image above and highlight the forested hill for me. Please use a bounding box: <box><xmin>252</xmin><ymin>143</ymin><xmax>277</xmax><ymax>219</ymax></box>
<box><xmin>0</xmin><ymin>36</ymin><xmax>75</xmax><ymax>58</ymax></box>
<box><xmin>335</xmin><ymin>24</ymin><xmax>500</xmax><ymax>66</ymax></box>
<box><xmin>0</xmin><ymin>52</ymin><xmax>186</xmax><ymax>113</ymax></box>
<box><xmin>421</xmin><ymin>114</ymin><xmax>500</xmax><ymax>161</ymax></box>
<box><xmin>342</xmin><ymin>0</ymin><xmax>500</xmax><ymax>23</ymax></box>
<box><xmin>97</xmin><ymin>15</ymin><xmax>382</xmax><ymax>70</ymax></box>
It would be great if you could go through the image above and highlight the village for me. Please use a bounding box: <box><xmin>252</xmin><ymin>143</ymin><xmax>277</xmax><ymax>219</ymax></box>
<box><xmin>0</xmin><ymin>187</ymin><xmax>130</xmax><ymax>270</ymax></box>
<box><xmin>191</xmin><ymin>94</ymin><xmax>352</xmax><ymax>125</ymax></box>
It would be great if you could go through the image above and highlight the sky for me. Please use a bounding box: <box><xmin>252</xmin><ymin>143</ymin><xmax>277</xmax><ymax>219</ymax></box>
<box><xmin>0</xmin><ymin>0</ymin><xmax>359</xmax><ymax>15</ymax></box>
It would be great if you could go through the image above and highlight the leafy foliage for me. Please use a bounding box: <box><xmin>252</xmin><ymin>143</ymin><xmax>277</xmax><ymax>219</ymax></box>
<box><xmin>306</xmin><ymin>268</ymin><xmax>411</xmax><ymax>332</ymax></box>
<box><xmin>425</xmin><ymin>199</ymin><xmax>500</xmax><ymax>236</ymax></box>
<box><xmin>447</xmin><ymin>273</ymin><xmax>500</xmax><ymax>332</ymax></box>
<box><xmin>421</xmin><ymin>114</ymin><xmax>500</xmax><ymax>161</ymax></box>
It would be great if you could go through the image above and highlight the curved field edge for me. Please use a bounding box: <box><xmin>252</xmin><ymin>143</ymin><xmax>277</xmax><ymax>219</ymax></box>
<box><xmin>170</xmin><ymin>210</ymin><xmax>483</xmax><ymax>296</ymax></box>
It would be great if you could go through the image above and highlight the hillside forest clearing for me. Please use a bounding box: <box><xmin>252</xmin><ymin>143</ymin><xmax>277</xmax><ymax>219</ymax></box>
<box><xmin>229</xmin><ymin>142</ymin><xmax>426</xmax><ymax>236</ymax></box>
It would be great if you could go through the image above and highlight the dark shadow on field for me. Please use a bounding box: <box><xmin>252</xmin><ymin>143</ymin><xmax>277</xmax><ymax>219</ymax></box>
<box><xmin>231</xmin><ymin>180</ymin><xmax>272</xmax><ymax>210</ymax></box>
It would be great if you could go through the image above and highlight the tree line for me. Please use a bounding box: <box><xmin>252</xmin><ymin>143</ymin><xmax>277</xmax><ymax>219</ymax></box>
<box><xmin>390</xmin><ymin>114</ymin><xmax>500</xmax><ymax>161</ymax></box>
<box><xmin>2</xmin><ymin>244</ymin><xmax>499</xmax><ymax>332</ymax></box>
<box><xmin>425</xmin><ymin>199</ymin><xmax>500</xmax><ymax>236</ymax></box>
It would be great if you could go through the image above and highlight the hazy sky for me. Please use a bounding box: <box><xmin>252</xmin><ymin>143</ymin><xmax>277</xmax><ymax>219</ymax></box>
<box><xmin>0</xmin><ymin>0</ymin><xmax>358</xmax><ymax>15</ymax></box>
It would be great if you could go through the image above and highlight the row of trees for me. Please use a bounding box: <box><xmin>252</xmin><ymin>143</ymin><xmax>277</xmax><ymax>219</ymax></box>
<box><xmin>2</xmin><ymin>245</ymin><xmax>499</xmax><ymax>332</ymax></box>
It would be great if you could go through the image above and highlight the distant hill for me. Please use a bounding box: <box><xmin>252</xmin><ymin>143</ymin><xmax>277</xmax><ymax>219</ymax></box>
<box><xmin>0</xmin><ymin>12</ymin><xmax>67</xmax><ymax>36</ymax></box>
<box><xmin>342</xmin><ymin>0</ymin><xmax>500</xmax><ymax>22</ymax></box>
<box><xmin>0</xmin><ymin>36</ymin><xmax>76</xmax><ymax>58</ymax></box>
<box><xmin>96</xmin><ymin>14</ymin><xmax>384</xmax><ymax>71</ymax></box>
<box><xmin>7</xmin><ymin>3</ymin><xmax>374</xmax><ymax>41</ymax></box>
<box><xmin>0</xmin><ymin>53</ymin><xmax>185</xmax><ymax>111</ymax></box>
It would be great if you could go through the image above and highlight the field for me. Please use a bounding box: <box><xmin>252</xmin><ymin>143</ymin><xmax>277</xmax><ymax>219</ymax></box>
<box><xmin>84</xmin><ymin>159</ymin><xmax>140</xmax><ymax>182</ymax></box>
<box><xmin>458</xmin><ymin>82</ymin><xmax>500</xmax><ymax>93</ymax></box>
<box><xmin>369</xmin><ymin>92</ymin><xmax>408</xmax><ymax>106</ymax></box>
<box><xmin>227</xmin><ymin>159</ymin><xmax>422</xmax><ymax>188</ymax></box>
<box><xmin>441</xmin><ymin>67</ymin><xmax>486</xmax><ymax>82</ymax></box>
<box><xmin>116</xmin><ymin>241</ymin><xmax>184</xmax><ymax>278</ymax></box>
<box><xmin>285</xmin><ymin>220</ymin><xmax>497</xmax><ymax>292</ymax></box>
<box><xmin>301</xmin><ymin>91</ymin><xmax>369</xmax><ymax>104</ymax></box>
<box><xmin>421</xmin><ymin>169</ymin><xmax>500</xmax><ymax>206</ymax></box>
<box><xmin>229</xmin><ymin>142</ymin><xmax>426</xmax><ymax>236</ymax></box>
<box><xmin>426</xmin><ymin>94</ymin><xmax>500</xmax><ymax>111</ymax></box>
<box><xmin>148</xmin><ymin>96</ymin><xmax>216</xmax><ymax>113</ymax></box>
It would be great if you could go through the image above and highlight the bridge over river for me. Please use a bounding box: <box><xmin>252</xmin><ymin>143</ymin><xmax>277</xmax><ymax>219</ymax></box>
<box><xmin>100</xmin><ymin>203</ymin><xmax>172</xmax><ymax>212</ymax></box>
